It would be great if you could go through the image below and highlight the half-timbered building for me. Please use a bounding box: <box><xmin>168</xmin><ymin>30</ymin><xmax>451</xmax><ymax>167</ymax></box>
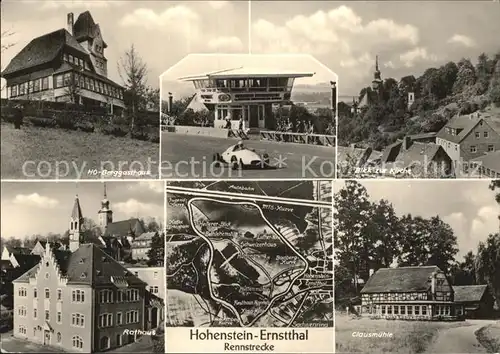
<box><xmin>359</xmin><ymin>266</ymin><xmax>462</xmax><ymax>320</ymax></box>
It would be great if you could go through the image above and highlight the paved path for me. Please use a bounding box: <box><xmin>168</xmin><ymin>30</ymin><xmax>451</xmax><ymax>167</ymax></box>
<box><xmin>161</xmin><ymin>133</ymin><xmax>335</xmax><ymax>179</ymax></box>
<box><xmin>0</xmin><ymin>331</ymin><xmax>63</xmax><ymax>353</ymax></box>
<box><xmin>426</xmin><ymin>321</ymin><xmax>494</xmax><ymax>353</ymax></box>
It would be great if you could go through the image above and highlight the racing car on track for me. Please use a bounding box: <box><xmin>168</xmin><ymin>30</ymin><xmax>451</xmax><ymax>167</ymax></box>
<box><xmin>213</xmin><ymin>142</ymin><xmax>270</xmax><ymax>169</ymax></box>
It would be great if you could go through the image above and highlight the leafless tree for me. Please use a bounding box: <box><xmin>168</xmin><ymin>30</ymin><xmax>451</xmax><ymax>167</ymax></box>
<box><xmin>1</xmin><ymin>28</ymin><xmax>16</xmax><ymax>91</ymax></box>
<box><xmin>117</xmin><ymin>44</ymin><xmax>148</xmax><ymax>130</ymax></box>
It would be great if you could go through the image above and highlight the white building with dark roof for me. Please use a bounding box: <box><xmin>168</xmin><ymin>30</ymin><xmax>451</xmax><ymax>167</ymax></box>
<box><xmin>1</xmin><ymin>11</ymin><xmax>125</xmax><ymax>113</ymax></box>
<box><xmin>179</xmin><ymin>66</ymin><xmax>315</xmax><ymax>133</ymax></box>
<box><xmin>359</xmin><ymin>266</ymin><xmax>462</xmax><ymax>320</ymax></box>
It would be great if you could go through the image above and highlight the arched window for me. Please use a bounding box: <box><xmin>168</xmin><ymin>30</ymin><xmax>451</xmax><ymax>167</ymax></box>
<box><xmin>72</xmin><ymin>335</ymin><xmax>83</xmax><ymax>349</ymax></box>
<box><xmin>100</xmin><ymin>336</ymin><xmax>110</xmax><ymax>350</ymax></box>
<box><xmin>57</xmin><ymin>332</ymin><xmax>61</xmax><ymax>343</ymax></box>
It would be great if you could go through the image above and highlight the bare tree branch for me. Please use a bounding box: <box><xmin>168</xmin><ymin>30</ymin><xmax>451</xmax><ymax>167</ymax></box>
<box><xmin>1</xmin><ymin>29</ymin><xmax>16</xmax><ymax>53</ymax></box>
<box><xmin>117</xmin><ymin>43</ymin><xmax>148</xmax><ymax>130</ymax></box>
<box><xmin>1</xmin><ymin>27</ymin><xmax>17</xmax><ymax>91</ymax></box>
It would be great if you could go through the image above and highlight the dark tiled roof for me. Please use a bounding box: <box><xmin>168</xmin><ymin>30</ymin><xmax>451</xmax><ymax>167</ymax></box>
<box><xmin>14</xmin><ymin>244</ymin><xmax>146</xmax><ymax>287</ymax></box>
<box><xmin>73</xmin><ymin>11</ymin><xmax>107</xmax><ymax>47</ymax></box>
<box><xmin>5</xmin><ymin>246</ymin><xmax>31</xmax><ymax>255</ymax></box>
<box><xmin>487</xmin><ymin>116</ymin><xmax>500</xmax><ymax>135</ymax></box>
<box><xmin>71</xmin><ymin>196</ymin><xmax>83</xmax><ymax>219</ymax></box>
<box><xmin>409</xmin><ymin>132</ymin><xmax>437</xmax><ymax>140</ymax></box>
<box><xmin>0</xmin><ymin>260</ymin><xmax>12</xmax><ymax>268</ymax></box>
<box><xmin>394</xmin><ymin>142</ymin><xmax>442</xmax><ymax>167</ymax></box>
<box><xmin>380</xmin><ymin>141</ymin><xmax>402</xmax><ymax>163</ymax></box>
<box><xmin>35</xmin><ymin>240</ymin><xmax>62</xmax><ymax>250</ymax></box>
<box><xmin>146</xmin><ymin>292</ymin><xmax>164</xmax><ymax>307</ymax></box>
<box><xmin>452</xmin><ymin>285</ymin><xmax>488</xmax><ymax>303</ymax></box>
<box><xmin>12</xmin><ymin>254</ymin><xmax>41</xmax><ymax>270</ymax></box>
<box><xmin>1</xmin><ymin>29</ymin><xmax>87</xmax><ymax>77</ymax></box>
<box><xmin>105</xmin><ymin>219</ymin><xmax>146</xmax><ymax>238</ymax></box>
<box><xmin>73</xmin><ymin>11</ymin><xmax>96</xmax><ymax>41</ymax></box>
<box><xmin>472</xmin><ymin>151</ymin><xmax>500</xmax><ymax>173</ymax></box>
<box><xmin>134</xmin><ymin>232</ymin><xmax>157</xmax><ymax>242</ymax></box>
<box><xmin>361</xmin><ymin>266</ymin><xmax>441</xmax><ymax>293</ymax></box>
<box><xmin>436</xmin><ymin>115</ymin><xmax>481</xmax><ymax>144</ymax></box>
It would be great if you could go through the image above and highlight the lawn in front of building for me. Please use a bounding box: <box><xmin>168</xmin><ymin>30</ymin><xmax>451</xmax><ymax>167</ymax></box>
<box><xmin>0</xmin><ymin>331</ymin><xmax>65</xmax><ymax>353</ymax></box>
<box><xmin>335</xmin><ymin>314</ymin><xmax>471</xmax><ymax>353</ymax></box>
<box><xmin>1</xmin><ymin>122</ymin><xmax>159</xmax><ymax>179</ymax></box>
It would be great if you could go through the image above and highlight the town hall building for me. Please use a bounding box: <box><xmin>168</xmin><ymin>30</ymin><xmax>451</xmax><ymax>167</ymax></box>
<box><xmin>1</xmin><ymin>11</ymin><xmax>125</xmax><ymax>114</ymax></box>
<box><xmin>11</xmin><ymin>191</ymin><xmax>163</xmax><ymax>352</ymax></box>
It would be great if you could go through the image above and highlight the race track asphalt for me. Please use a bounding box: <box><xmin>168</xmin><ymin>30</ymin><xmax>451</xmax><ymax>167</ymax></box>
<box><xmin>160</xmin><ymin>133</ymin><xmax>336</xmax><ymax>179</ymax></box>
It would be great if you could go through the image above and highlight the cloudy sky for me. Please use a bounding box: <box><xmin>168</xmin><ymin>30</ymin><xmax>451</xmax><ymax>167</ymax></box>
<box><xmin>250</xmin><ymin>1</ymin><xmax>500</xmax><ymax>96</ymax></box>
<box><xmin>0</xmin><ymin>0</ymin><xmax>249</xmax><ymax>95</ymax></box>
<box><xmin>2</xmin><ymin>1</ymin><xmax>498</xmax><ymax>97</ymax></box>
<box><xmin>336</xmin><ymin>180</ymin><xmax>499</xmax><ymax>260</ymax></box>
<box><xmin>1</xmin><ymin>181</ymin><xmax>164</xmax><ymax>239</ymax></box>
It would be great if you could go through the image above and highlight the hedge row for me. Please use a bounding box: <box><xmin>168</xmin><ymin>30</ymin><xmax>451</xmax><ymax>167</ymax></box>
<box><xmin>18</xmin><ymin>116</ymin><xmax>160</xmax><ymax>143</ymax></box>
<box><xmin>1</xmin><ymin>98</ymin><xmax>108</xmax><ymax>114</ymax></box>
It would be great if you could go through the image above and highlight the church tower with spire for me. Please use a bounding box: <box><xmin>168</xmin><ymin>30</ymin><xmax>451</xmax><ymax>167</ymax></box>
<box><xmin>372</xmin><ymin>55</ymin><xmax>383</xmax><ymax>91</ymax></box>
<box><xmin>98</xmin><ymin>183</ymin><xmax>113</xmax><ymax>232</ymax></box>
<box><xmin>69</xmin><ymin>195</ymin><xmax>84</xmax><ymax>252</ymax></box>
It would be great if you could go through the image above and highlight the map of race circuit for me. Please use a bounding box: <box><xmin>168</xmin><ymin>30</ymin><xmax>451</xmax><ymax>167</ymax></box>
<box><xmin>166</xmin><ymin>181</ymin><xmax>333</xmax><ymax>328</ymax></box>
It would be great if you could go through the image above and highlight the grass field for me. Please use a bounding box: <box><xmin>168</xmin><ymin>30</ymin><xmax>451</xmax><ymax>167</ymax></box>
<box><xmin>335</xmin><ymin>314</ymin><xmax>471</xmax><ymax>353</ymax></box>
<box><xmin>1</xmin><ymin>122</ymin><xmax>159</xmax><ymax>179</ymax></box>
<box><xmin>476</xmin><ymin>322</ymin><xmax>500</xmax><ymax>352</ymax></box>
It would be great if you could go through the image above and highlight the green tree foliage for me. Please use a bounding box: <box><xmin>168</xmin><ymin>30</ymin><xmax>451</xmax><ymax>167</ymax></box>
<box><xmin>489</xmin><ymin>59</ymin><xmax>500</xmax><ymax>106</ymax></box>
<box><xmin>334</xmin><ymin>182</ymin><xmax>459</xmax><ymax>299</ymax></box>
<box><xmin>117</xmin><ymin>44</ymin><xmax>159</xmax><ymax>130</ymax></box>
<box><xmin>476</xmin><ymin>233</ymin><xmax>500</xmax><ymax>308</ymax></box>
<box><xmin>334</xmin><ymin>181</ymin><xmax>373</xmax><ymax>295</ymax></box>
<box><xmin>490</xmin><ymin>180</ymin><xmax>500</xmax><ymax>204</ymax></box>
<box><xmin>170</xmin><ymin>96</ymin><xmax>192</xmax><ymax>116</ymax></box>
<box><xmin>453</xmin><ymin>58</ymin><xmax>477</xmax><ymax>94</ymax></box>
<box><xmin>450</xmin><ymin>251</ymin><xmax>477</xmax><ymax>286</ymax></box>
<box><xmin>147</xmin><ymin>232</ymin><xmax>165</xmax><ymax>267</ymax></box>
<box><xmin>476</xmin><ymin>53</ymin><xmax>493</xmax><ymax>94</ymax></box>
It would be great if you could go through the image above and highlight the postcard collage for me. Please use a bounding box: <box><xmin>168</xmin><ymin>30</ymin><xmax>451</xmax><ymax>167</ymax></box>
<box><xmin>0</xmin><ymin>1</ymin><xmax>499</xmax><ymax>353</ymax></box>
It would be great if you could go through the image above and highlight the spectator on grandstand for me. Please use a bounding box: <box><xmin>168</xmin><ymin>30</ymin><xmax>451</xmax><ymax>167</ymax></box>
<box><xmin>297</xmin><ymin>120</ymin><xmax>304</xmax><ymax>133</ymax></box>
<box><xmin>224</xmin><ymin>115</ymin><xmax>231</xmax><ymax>129</ymax></box>
<box><xmin>238</xmin><ymin>117</ymin><xmax>244</xmax><ymax>133</ymax></box>
<box><xmin>308</xmin><ymin>122</ymin><xmax>315</xmax><ymax>134</ymax></box>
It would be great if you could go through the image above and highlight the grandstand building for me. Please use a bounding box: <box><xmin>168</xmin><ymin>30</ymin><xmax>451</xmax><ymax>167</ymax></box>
<box><xmin>179</xmin><ymin>67</ymin><xmax>314</xmax><ymax>133</ymax></box>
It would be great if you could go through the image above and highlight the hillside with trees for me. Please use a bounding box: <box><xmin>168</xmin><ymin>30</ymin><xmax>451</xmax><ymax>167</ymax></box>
<box><xmin>338</xmin><ymin>52</ymin><xmax>500</xmax><ymax>150</ymax></box>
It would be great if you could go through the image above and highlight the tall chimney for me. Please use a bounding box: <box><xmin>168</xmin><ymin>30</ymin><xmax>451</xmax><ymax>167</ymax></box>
<box><xmin>403</xmin><ymin>136</ymin><xmax>412</xmax><ymax>151</ymax></box>
<box><xmin>168</xmin><ymin>93</ymin><xmax>173</xmax><ymax>114</ymax></box>
<box><xmin>67</xmin><ymin>13</ymin><xmax>74</xmax><ymax>36</ymax></box>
